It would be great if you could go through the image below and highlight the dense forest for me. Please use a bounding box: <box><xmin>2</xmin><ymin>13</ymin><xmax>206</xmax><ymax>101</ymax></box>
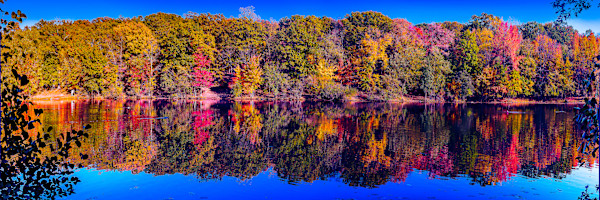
<box><xmin>2</xmin><ymin>7</ymin><xmax>599</xmax><ymax>101</ymax></box>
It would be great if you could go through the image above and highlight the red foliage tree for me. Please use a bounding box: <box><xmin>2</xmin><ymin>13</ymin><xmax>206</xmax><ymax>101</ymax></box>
<box><xmin>422</xmin><ymin>23</ymin><xmax>455</xmax><ymax>56</ymax></box>
<box><xmin>492</xmin><ymin>22</ymin><xmax>522</xmax><ymax>70</ymax></box>
<box><xmin>192</xmin><ymin>48</ymin><xmax>214</xmax><ymax>96</ymax></box>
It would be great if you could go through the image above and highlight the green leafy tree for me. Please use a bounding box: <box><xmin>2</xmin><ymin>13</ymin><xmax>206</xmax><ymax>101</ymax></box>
<box><xmin>342</xmin><ymin>11</ymin><xmax>394</xmax><ymax>50</ymax></box>
<box><xmin>467</xmin><ymin>13</ymin><xmax>502</xmax><ymax>30</ymax></box>
<box><xmin>275</xmin><ymin>15</ymin><xmax>333</xmax><ymax>78</ymax></box>
<box><xmin>144</xmin><ymin>13</ymin><xmax>215</xmax><ymax>97</ymax></box>
<box><xmin>519</xmin><ymin>22</ymin><xmax>546</xmax><ymax>41</ymax></box>
<box><xmin>456</xmin><ymin>30</ymin><xmax>481</xmax><ymax>76</ymax></box>
<box><xmin>420</xmin><ymin>51</ymin><xmax>451</xmax><ymax>99</ymax></box>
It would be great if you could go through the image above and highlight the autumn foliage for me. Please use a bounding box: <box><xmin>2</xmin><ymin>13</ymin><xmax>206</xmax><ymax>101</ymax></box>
<box><xmin>2</xmin><ymin>10</ymin><xmax>598</xmax><ymax>101</ymax></box>
<box><xmin>191</xmin><ymin>49</ymin><xmax>215</xmax><ymax>96</ymax></box>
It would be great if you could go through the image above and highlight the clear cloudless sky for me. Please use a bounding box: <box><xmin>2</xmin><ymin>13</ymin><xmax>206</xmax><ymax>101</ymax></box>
<box><xmin>3</xmin><ymin>0</ymin><xmax>600</xmax><ymax>32</ymax></box>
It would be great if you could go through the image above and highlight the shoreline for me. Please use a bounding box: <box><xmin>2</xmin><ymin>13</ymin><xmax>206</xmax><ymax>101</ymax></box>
<box><xmin>30</xmin><ymin>94</ymin><xmax>585</xmax><ymax>104</ymax></box>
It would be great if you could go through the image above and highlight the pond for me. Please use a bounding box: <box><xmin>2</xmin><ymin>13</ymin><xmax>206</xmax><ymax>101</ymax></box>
<box><xmin>32</xmin><ymin>100</ymin><xmax>598</xmax><ymax>200</ymax></box>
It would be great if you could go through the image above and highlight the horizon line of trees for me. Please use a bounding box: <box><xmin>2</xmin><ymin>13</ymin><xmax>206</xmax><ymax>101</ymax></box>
<box><xmin>2</xmin><ymin>8</ymin><xmax>599</xmax><ymax>101</ymax></box>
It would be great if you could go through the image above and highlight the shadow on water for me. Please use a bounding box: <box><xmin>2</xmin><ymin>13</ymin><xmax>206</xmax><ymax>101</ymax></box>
<box><xmin>31</xmin><ymin>98</ymin><xmax>598</xmax><ymax>191</ymax></box>
<box><xmin>1</xmin><ymin>70</ymin><xmax>89</xmax><ymax>200</ymax></box>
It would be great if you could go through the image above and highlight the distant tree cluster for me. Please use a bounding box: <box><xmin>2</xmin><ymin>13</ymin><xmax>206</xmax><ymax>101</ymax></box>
<box><xmin>2</xmin><ymin>9</ymin><xmax>598</xmax><ymax>101</ymax></box>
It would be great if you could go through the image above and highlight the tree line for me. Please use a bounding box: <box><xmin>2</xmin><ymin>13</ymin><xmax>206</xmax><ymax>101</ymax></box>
<box><xmin>2</xmin><ymin>8</ymin><xmax>599</xmax><ymax>101</ymax></box>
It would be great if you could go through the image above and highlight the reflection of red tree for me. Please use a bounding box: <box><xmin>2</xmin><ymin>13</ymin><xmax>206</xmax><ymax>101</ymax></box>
<box><xmin>120</xmin><ymin>100</ymin><xmax>155</xmax><ymax>139</ymax></box>
<box><xmin>193</xmin><ymin>109</ymin><xmax>214</xmax><ymax>146</ymax></box>
<box><xmin>390</xmin><ymin>161</ymin><xmax>414</xmax><ymax>183</ymax></box>
<box><xmin>497</xmin><ymin>132</ymin><xmax>520</xmax><ymax>182</ymax></box>
<box><xmin>336</xmin><ymin>118</ymin><xmax>356</xmax><ymax>142</ymax></box>
<box><xmin>413</xmin><ymin>146</ymin><xmax>454</xmax><ymax>178</ymax></box>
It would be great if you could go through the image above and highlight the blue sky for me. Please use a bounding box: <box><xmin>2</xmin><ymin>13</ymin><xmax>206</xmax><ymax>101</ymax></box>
<box><xmin>3</xmin><ymin>0</ymin><xmax>600</xmax><ymax>33</ymax></box>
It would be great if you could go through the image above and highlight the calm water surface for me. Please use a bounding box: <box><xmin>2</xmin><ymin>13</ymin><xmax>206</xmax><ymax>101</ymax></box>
<box><xmin>33</xmin><ymin>100</ymin><xmax>598</xmax><ymax>200</ymax></box>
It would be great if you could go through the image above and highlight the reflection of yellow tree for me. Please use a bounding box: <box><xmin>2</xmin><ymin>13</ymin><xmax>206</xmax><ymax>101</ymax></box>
<box><xmin>315</xmin><ymin>113</ymin><xmax>337</xmax><ymax>142</ymax></box>
<box><xmin>117</xmin><ymin>135</ymin><xmax>157</xmax><ymax>174</ymax></box>
<box><xmin>362</xmin><ymin>132</ymin><xmax>391</xmax><ymax>167</ymax></box>
<box><xmin>232</xmin><ymin>102</ymin><xmax>263</xmax><ymax>144</ymax></box>
<box><xmin>190</xmin><ymin>136</ymin><xmax>216</xmax><ymax>167</ymax></box>
<box><xmin>473</xmin><ymin>154</ymin><xmax>497</xmax><ymax>184</ymax></box>
<box><xmin>350</xmin><ymin>111</ymin><xmax>392</xmax><ymax>168</ymax></box>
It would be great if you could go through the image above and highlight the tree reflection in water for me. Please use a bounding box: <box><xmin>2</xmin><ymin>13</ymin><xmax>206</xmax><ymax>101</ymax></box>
<box><xmin>34</xmin><ymin>100</ymin><xmax>598</xmax><ymax>189</ymax></box>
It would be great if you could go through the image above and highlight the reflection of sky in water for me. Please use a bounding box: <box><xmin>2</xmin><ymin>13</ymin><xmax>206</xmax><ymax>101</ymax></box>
<box><xmin>65</xmin><ymin>165</ymin><xmax>598</xmax><ymax>200</ymax></box>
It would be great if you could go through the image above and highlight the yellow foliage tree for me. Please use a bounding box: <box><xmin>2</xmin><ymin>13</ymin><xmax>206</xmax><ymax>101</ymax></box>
<box><xmin>356</xmin><ymin>33</ymin><xmax>392</xmax><ymax>91</ymax></box>
<box><xmin>313</xmin><ymin>59</ymin><xmax>338</xmax><ymax>90</ymax></box>
<box><xmin>114</xmin><ymin>20</ymin><xmax>159</xmax><ymax>96</ymax></box>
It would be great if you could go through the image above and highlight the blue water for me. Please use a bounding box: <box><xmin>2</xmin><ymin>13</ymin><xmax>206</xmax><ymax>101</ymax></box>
<box><xmin>64</xmin><ymin>165</ymin><xmax>598</xmax><ymax>200</ymax></box>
